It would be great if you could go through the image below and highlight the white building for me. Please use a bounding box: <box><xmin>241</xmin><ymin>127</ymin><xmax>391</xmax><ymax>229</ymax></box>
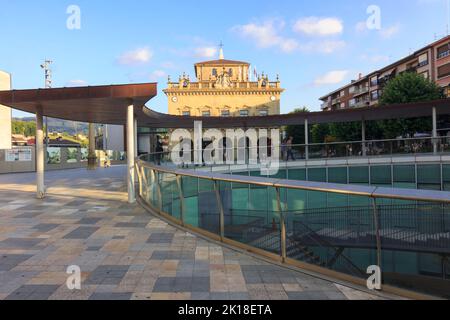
<box><xmin>0</xmin><ymin>71</ymin><xmax>12</xmax><ymax>150</ymax></box>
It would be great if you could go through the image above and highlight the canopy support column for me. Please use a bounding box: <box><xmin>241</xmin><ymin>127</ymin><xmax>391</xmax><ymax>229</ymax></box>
<box><xmin>127</xmin><ymin>101</ymin><xmax>136</xmax><ymax>203</ymax></box>
<box><xmin>88</xmin><ymin>123</ymin><xmax>97</xmax><ymax>170</ymax></box>
<box><xmin>36</xmin><ymin>106</ymin><xmax>45</xmax><ymax>199</ymax></box>
<box><xmin>362</xmin><ymin>119</ymin><xmax>367</xmax><ymax>157</ymax></box>
<box><xmin>134</xmin><ymin>119</ymin><xmax>138</xmax><ymax>158</ymax></box>
<box><xmin>304</xmin><ymin>118</ymin><xmax>309</xmax><ymax>160</ymax></box>
<box><xmin>432</xmin><ymin>107</ymin><xmax>438</xmax><ymax>154</ymax></box>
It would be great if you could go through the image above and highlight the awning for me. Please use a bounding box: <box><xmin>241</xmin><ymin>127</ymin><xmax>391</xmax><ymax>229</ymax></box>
<box><xmin>0</xmin><ymin>83</ymin><xmax>157</xmax><ymax>125</ymax></box>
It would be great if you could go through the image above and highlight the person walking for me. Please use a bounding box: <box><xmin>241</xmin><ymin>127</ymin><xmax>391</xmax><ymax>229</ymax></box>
<box><xmin>155</xmin><ymin>136</ymin><xmax>163</xmax><ymax>165</ymax></box>
<box><xmin>286</xmin><ymin>136</ymin><xmax>295</xmax><ymax>161</ymax></box>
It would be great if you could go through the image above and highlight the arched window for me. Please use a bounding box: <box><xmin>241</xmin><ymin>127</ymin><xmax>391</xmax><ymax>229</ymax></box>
<box><xmin>229</xmin><ymin>68</ymin><xmax>233</xmax><ymax>77</ymax></box>
<box><xmin>212</xmin><ymin>69</ymin><xmax>217</xmax><ymax>77</ymax></box>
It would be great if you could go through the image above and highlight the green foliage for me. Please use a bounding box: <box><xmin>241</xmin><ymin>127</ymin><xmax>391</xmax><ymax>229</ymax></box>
<box><xmin>379</xmin><ymin>72</ymin><xmax>444</xmax><ymax>105</ymax></box>
<box><xmin>12</xmin><ymin>120</ymin><xmax>36</xmax><ymax>136</ymax></box>
<box><xmin>378</xmin><ymin>72</ymin><xmax>442</xmax><ymax>137</ymax></box>
<box><xmin>285</xmin><ymin>107</ymin><xmax>310</xmax><ymax>143</ymax></box>
<box><xmin>311</xmin><ymin>123</ymin><xmax>330</xmax><ymax>143</ymax></box>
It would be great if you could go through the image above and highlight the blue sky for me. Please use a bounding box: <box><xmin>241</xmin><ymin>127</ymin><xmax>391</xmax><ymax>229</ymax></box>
<box><xmin>1</xmin><ymin>0</ymin><xmax>448</xmax><ymax>118</ymax></box>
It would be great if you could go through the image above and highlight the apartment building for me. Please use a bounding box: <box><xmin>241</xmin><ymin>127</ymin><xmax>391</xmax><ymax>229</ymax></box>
<box><xmin>320</xmin><ymin>35</ymin><xmax>450</xmax><ymax>111</ymax></box>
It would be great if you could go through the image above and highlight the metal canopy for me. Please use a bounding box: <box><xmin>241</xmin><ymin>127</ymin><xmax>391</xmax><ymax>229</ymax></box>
<box><xmin>0</xmin><ymin>83</ymin><xmax>158</xmax><ymax>125</ymax></box>
<box><xmin>1</xmin><ymin>83</ymin><xmax>449</xmax><ymax>129</ymax></box>
<box><xmin>138</xmin><ymin>99</ymin><xmax>450</xmax><ymax>129</ymax></box>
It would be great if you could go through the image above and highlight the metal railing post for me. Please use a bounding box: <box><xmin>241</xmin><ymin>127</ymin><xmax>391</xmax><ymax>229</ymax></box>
<box><xmin>136</xmin><ymin>162</ymin><xmax>143</xmax><ymax>198</ymax></box>
<box><xmin>276</xmin><ymin>187</ymin><xmax>287</xmax><ymax>262</ymax></box>
<box><xmin>155</xmin><ymin>170</ymin><xmax>163</xmax><ymax>211</ymax></box>
<box><xmin>372</xmin><ymin>198</ymin><xmax>382</xmax><ymax>269</ymax></box>
<box><xmin>141</xmin><ymin>165</ymin><xmax>149</xmax><ymax>199</ymax></box>
<box><xmin>176</xmin><ymin>175</ymin><xmax>185</xmax><ymax>226</ymax></box>
<box><xmin>214</xmin><ymin>180</ymin><xmax>225</xmax><ymax>240</ymax></box>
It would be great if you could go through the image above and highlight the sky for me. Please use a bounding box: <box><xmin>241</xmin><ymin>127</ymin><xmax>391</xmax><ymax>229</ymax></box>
<box><xmin>1</xmin><ymin>0</ymin><xmax>449</xmax><ymax>118</ymax></box>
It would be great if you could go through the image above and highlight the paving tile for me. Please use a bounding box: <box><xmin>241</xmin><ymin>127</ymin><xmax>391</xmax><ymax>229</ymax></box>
<box><xmin>63</xmin><ymin>227</ymin><xmax>100</xmax><ymax>240</ymax></box>
<box><xmin>0</xmin><ymin>167</ymin><xmax>386</xmax><ymax>301</ymax></box>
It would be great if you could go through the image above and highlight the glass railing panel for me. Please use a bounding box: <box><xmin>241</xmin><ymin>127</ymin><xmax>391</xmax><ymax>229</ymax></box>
<box><xmin>417</xmin><ymin>164</ymin><xmax>442</xmax><ymax>191</ymax></box>
<box><xmin>376</xmin><ymin>200</ymin><xmax>450</xmax><ymax>299</ymax></box>
<box><xmin>444</xmin><ymin>165</ymin><xmax>450</xmax><ymax>192</ymax></box>
<box><xmin>186</xmin><ymin>177</ymin><xmax>220</xmax><ymax>234</ymax></box>
<box><xmin>285</xmin><ymin>204</ymin><xmax>375</xmax><ymax>279</ymax></box>
<box><xmin>159</xmin><ymin>172</ymin><xmax>180</xmax><ymax>220</ymax></box>
<box><xmin>224</xmin><ymin>184</ymin><xmax>281</xmax><ymax>256</ymax></box>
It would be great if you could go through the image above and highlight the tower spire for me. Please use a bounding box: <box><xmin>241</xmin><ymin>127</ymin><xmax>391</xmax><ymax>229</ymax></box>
<box><xmin>219</xmin><ymin>41</ymin><xmax>224</xmax><ymax>60</ymax></box>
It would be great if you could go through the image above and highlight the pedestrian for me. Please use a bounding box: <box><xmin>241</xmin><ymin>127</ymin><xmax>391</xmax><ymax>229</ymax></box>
<box><xmin>281</xmin><ymin>138</ymin><xmax>287</xmax><ymax>161</ymax></box>
<box><xmin>286</xmin><ymin>136</ymin><xmax>295</xmax><ymax>161</ymax></box>
<box><xmin>155</xmin><ymin>136</ymin><xmax>163</xmax><ymax>165</ymax></box>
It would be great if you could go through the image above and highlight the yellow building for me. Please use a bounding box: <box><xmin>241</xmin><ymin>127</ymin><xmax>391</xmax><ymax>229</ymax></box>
<box><xmin>164</xmin><ymin>48</ymin><xmax>284</xmax><ymax>117</ymax></box>
<box><xmin>0</xmin><ymin>70</ymin><xmax>12</xmax><ymax>149</ymax></box>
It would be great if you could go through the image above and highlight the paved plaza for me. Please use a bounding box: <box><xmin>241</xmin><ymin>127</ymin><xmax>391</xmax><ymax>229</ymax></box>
<box><xmin>0</xmin><ymin>166</ymin><xmax>388</xmax><ymax>300</ymax></box>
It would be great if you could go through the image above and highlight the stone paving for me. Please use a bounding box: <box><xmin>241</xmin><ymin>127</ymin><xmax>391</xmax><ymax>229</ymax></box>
<box><xmin>0</xmin><ymin>166</ymin><xmax>387</xmax><ymax>300</ymax></box>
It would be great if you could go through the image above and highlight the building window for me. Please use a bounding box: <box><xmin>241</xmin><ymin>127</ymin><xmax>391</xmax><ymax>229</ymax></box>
<box><xmin>349</xmin><ymin>86</ymin><xmax>355</xmax><ymax>94</ymax></box>
<box><xmin>340</xmin><ymin>103</ymin><xmax>345</xmax><ymax>109</ymax></box>
<box><xmin>240</xmin><ymin>110</ymin><xmax>249</xmax><ymax>117</ymax></box>
<box><xmin>437</xmin><ymin>43</ymin><xmax>450</xmax><ymax>59</ymax></box>
<box><xmin>349</xmin><ymin>99</ymin><xmax>356</xmax><ymax>107</ymax></box>
<box><xmin>418</xmin><ymin>53</ymin><xmax>429</xmax><ymax>67</ymax></box>
<box><xmin>182</xmin><ymin>111</ymin><xmax>191</xmax><ymax>116</ymax></box>
<box><xmin>371</xmin><ymin>90</ymin><xmax>379</xmax><ymax>101</ymax></box>
<box><xmin>202</xmin><ymin>111</ymin><xmax>211</xmax><ymax>117</ymax></box>
<box><xmin>259</xmin><ymin>110</ymin><xmax>269</xmax><ymax>116</ymax></box>
<box><xmin>438</xmin><ymin>63</ymin><xmax>450</xmax><ymax>78</ymax></box>
<box><xmin>212</xmin><ymin>68</ymin><xmax>217</xmax><ymax>76</ymax></box>
<box><xmin>370</xmin><ymin>76</ymin><xmax>378</xmax><ymax>87</ymax></box>
<box><xmin>229</xmin><ymin>68</ymin><xmax>233</xmax><ymax>77</ymax></box>
<box><xmin>221</xmin><ymin>110</ymin><xmax>230</xmax><ymax>117</ymax></box>
<box><xmin>340</xmin><ymin>90</ymin><xmax>345</xmax><ymax>97</ymax></box>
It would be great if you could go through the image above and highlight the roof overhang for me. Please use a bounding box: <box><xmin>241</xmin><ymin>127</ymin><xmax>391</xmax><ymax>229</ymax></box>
<box><xmin>0</xmin><ymin>83</ymin><xmax>157</xmax><ymax>125</ymax></box>
<box><xmin>138</xmin><ymin>99</ymin><xmax>450</xmax><ymax>129</ymax></box>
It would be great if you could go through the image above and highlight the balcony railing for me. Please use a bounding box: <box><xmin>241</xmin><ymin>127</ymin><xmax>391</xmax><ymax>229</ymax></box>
<box><xmin>438</xmin><ymin>50</ymin><xmax>450</xmax><ymax>59</ymax></box>
<box><xmin>136</xmin><ymin>137</ymin><xmax>450</xmax><ymax>298</ymax></box>
<box><xmin>352</xmin><ymin>87</ymin><xmax>369</xmax><ymax>97</ymax></box>
<box><xmin>167</xmin><ymin>81</ymin><xmax>280</xmax><ymax>90</ymax></box>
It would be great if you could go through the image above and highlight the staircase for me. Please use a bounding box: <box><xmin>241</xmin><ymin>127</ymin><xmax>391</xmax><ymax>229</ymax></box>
<box><xmin>248</xmin><ymin>230</ymin><xmax>326</xmax><ymax>267</ymax></box>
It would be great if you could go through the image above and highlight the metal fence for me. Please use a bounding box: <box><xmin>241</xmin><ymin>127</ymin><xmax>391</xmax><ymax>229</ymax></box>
<box><xmin>136</xmin><ymin>155</ymin><xmax>450</xmax><ymax>299</ymax></box>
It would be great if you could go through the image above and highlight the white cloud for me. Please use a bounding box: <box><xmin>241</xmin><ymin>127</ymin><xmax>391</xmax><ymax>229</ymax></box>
<box><xmin>300</xmin><ymin>40</ymin><xmax>346</xmax><ymax>54</ymax></box>
<box><xmin>193</xmin><ymin>47</ymin><xmax>218</xmax><ymax>59</ymax></box>
<box><xmin>380</xmin><ymin>24</ymin><xmax>400</xmax><ymax>39</ymax></box>
<box><xmin>314</xmin><ymin>70</ymin><xmax>349</xmax><ymax>86</ymax></box>
<box><xmin>66</xmin><ymin>80</ymin><xmax>88</xmax><ymax>87</ymax></box>
<box><xmin>293</xmin><ymin>17</ymin><xmax>344</xmax><ymax>36</ymax></box>
<box><xmin>231</xmin><ymin>20</ymin><xmax>299</xmax><ymax>53</ymax></box>
<box><xmin>118</xmin><ymin>47</ymin><xmax>153</xmax><ymax>65</ymax></box>
<box><xmin>232</xmin><ymin>19</ymin><xmax>346</xmax><ymax>54</ymax></box>
<box><xmin>149</xmin><ymin>70</ymin><xmax>167</xmax><ymax>81</ymax></box>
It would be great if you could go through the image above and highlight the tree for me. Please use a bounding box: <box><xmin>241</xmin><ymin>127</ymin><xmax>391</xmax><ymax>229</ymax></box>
<box><xmin>311</xmin><ymin>123</ymin><xmax>331</xmax><ymax>143</ymax></box>
<box><xmin>378</xmin><ymin>72</ymin><xmax>444</xmax><ymax>138</ymax></box>
<box><xmin>380</xmin><ymin>72</ymin><xmax>443</xmax><ymax>105</ymax></box>
<box><xmin>285</xmin><ymin>107</ymin><xmax>310</xmax><ymax>144</ymax></box>
<box><xmin>12</xmin><ymin>120</ymin><xmax>36</xmax><ymax>137</ymax></box>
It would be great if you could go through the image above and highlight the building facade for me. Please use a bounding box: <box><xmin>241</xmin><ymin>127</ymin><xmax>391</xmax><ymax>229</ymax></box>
<box><xmin>0</xmin><ymin>71</ymin><xmax>12</xmax><ymax>149</ymax></box>
<box><xmin>320</xmin><ymin>35</ymin><xmax>450</xmax><ymax>111</ymax></box>
<box><xmin>164</xmin><ymin>49</ymin><xmax>284</xmax><ymax>117</ymax></box>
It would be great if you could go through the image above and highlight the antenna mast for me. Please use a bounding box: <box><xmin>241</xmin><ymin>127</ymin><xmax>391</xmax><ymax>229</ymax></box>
<box><xmin>40</xmin><ymin>60</ymin><xmax>53</xmax><ymax>150</ymax></box>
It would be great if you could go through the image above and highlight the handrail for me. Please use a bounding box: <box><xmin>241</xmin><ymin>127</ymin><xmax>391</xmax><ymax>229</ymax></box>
<box><xmin>137</xmin><ymin>157</ymin><xmax>450</xmax><ymax>204</ymax></box>
<box><xmin>144</xmin><ymin>135</ymin><xmax>450</xmax><ymax>155</ymax></box>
